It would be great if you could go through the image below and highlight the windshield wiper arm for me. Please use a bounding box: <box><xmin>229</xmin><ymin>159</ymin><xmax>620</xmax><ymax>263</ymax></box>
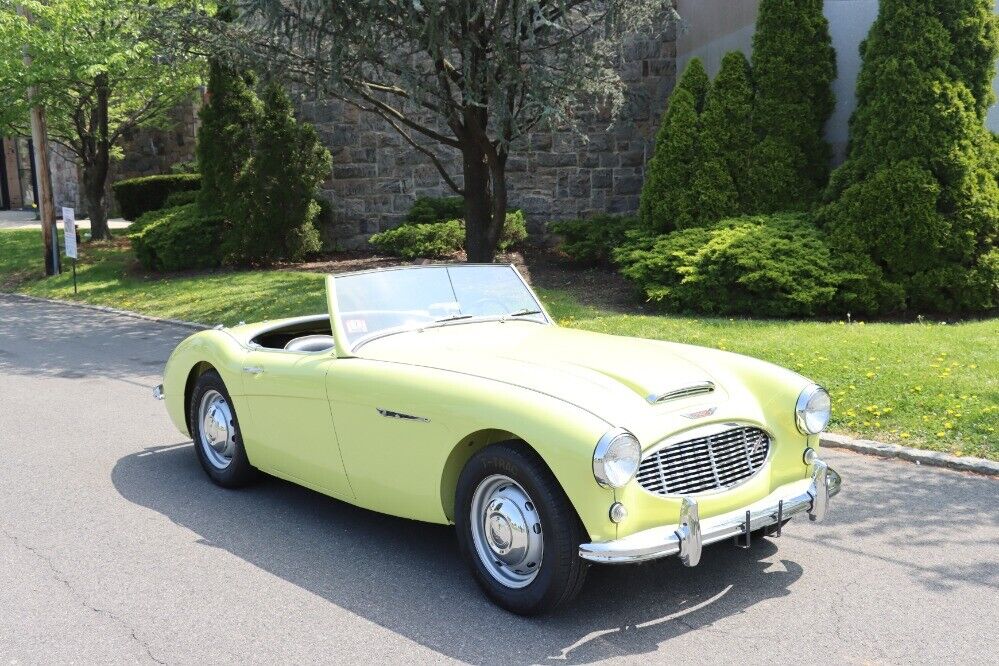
<box><xmin>509</xmin><ymin>309</ymin><xmax>542</xmax><ymax>317</ymax></box>
<box><xmin>434</xmin><ymin>314</ymin><xmax>474</xmax><ymax>323</ymax></box>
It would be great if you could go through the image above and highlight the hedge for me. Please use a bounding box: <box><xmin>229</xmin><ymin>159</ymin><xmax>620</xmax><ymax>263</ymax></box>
<box><xmin>549</xmin><ymin>214</ymin><xmax>639</xmax><ymax>265</ymax></box>
<box><xmin>371</xmin><ymin>210</ymin><xmax>528</xmax><ymax>259</ymax></box>
<box><xmin>111</xmin><ymin>173</ymin><xmax>201</xmax><ymax>220</ymax></box>
<box><xmin>613</xmin><ymin>214</ymin><xmax>847</xmax><ymax>317</ymax></box>
<box><xmin>128</xmin><ymin>203</ymin><xmax>224</xmax><ymax>271</ymax></box>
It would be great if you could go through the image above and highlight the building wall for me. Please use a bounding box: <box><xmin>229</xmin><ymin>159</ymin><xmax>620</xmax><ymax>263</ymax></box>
<box><xmin>300</xmin><ymin>29</ymin><xmax>679</xmax><ymax>248</ymax></box>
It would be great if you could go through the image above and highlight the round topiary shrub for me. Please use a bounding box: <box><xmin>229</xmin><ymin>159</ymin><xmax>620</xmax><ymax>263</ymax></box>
<box><xmin>613</xmin><ymin>214</ymin><xmax>846</xmax><ymax>317</ymax></box>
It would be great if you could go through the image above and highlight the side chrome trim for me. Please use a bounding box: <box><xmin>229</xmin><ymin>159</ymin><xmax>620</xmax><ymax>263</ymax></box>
<box><xmin>579</xmin><ymin>463</ymin><xmax>841</xmax><ymax>564</ymax></box>
<box><xmin>376</xmin><ymin>408</ymin><xmax>430</xmax><ymax>423</ymax></box>
<box><xmin>646</xmin><ymin>381</ymin><xmax>715</xmax><ymax>405</ymax></box>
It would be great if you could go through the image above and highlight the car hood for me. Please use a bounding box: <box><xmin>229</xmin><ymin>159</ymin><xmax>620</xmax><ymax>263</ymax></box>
<box><xmin>357</xmin><ymin>321</ymin><xmax>790</xmax><ymax>428</ymax></box>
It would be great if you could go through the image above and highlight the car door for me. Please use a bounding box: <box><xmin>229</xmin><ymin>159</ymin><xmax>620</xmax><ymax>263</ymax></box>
<box><xmin>240</xmin><ymin>348</ymin><xmax>353</xmax><ymax>501</ymax></box>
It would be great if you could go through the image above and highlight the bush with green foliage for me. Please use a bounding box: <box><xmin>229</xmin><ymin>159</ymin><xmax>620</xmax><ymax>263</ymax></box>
<box><xmin>128</xmin><ymin>204</ymin><xmax>224</xmax><ymax>272</ymax></box>
<box><xmin>749</xmin><ymin>0</ymin><xmax>836</xmax><ymax>211</ymax></box>
<box><xmin>221</xmin><ymin>82</ymin><xmax>332</xmax><ymax>265</ymax></box>
<box><xmin>405</xmin><ymin>196</ymin><xmax>465</xmax><ymax>225</ymax></box>
<box><xmin>640</xmin><ymin>59</ymin><xmax>708</xmax><ymax>232</ymax></box>
<box><xmin>613</xmin><ymin>214</ymin><xmax>847</xmax><ymax>317</ymax></box>
<box><xmin>550</xmin><ymin>214</ymin><xmax>639</xmax><ymax>264</ymax></box>
<box><xmin>163</xmin><ymin>189</ymin><xmax>199</xmax><ymax>208</ymax></box>
<box><xmin>818</xmin><ymin>0</ymin><xmax>999</xmax><ymax>314</ymax></box>
<box><xmin>111</xmin><ymin>174</ymin><xmax>200</xmax><ymax>220</ymax></box>
<box><xmin>371</xmin><ymin>210</ymin><xmax>528</xmax><ymax>259</ymax></box>
<box><xmin>370</xmin><ymin>219</ymin><xmax>465</xmax><ymax>259</ymax></box>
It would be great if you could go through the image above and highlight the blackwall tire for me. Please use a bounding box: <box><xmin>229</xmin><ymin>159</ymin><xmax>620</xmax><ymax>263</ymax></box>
<box><xmin>188</xmin><ymin>369</ymin><xmax>259</xmax><ymax>488</ymax></box>
<box><xmin>455</xmin><ymin>442</ymin><xmax>588</xmax><ymax>615</ymax></box>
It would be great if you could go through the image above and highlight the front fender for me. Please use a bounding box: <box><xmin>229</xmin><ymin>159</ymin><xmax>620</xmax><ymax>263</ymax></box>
<box><xmin>162</xmin><ymin>329</ymin><xmax>249</xmax><ymax>438</ymax></box>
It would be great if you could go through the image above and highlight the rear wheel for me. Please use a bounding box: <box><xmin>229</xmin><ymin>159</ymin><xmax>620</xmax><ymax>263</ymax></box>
<box><xmin>455</xmin><ymin>442</ymin><xmax>588</xmax><ymax>615</ymax></box>
<box><xmin>188</xmin><ymin>370</ymin><xmax>258</xmax><ymax>488</ymax></box>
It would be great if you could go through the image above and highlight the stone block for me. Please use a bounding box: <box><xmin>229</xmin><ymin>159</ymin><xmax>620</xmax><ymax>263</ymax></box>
<box><xmin>613</xmin><ymin>175</ymin><xmax>642</xmax><ymax>195</ymax></box>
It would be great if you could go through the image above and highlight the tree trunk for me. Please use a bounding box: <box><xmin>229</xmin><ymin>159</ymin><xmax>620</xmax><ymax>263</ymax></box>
<box><xmin>461</xmin><ymin>139</ymin><xmax>507</xmax><ymax>263</ymax></box>
<box><xmin>84</xmin><ymin>73</ymin><xmax>112</xmax><ymax>241</ymax></box>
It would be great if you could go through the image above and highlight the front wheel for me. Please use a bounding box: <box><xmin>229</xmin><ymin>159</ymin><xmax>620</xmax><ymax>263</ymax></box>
<box><xmin>188</xmin><ymin>369</ymin><xmax>259</xmax><ymax>488</ymax></box>
<box><xmin>455</xmin><ymin>442</ymin><xmax>588</xmax><ymax>615</ymax></box>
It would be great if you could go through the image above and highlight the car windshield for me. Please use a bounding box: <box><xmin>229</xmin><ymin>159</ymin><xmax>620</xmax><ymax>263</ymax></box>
<box><xmin>332</xmin><ymin>265</ymin><xmax>548</xmax><ymax>348</ymax></box>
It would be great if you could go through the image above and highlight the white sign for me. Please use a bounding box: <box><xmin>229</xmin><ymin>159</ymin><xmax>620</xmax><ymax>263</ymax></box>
<box><xmin>62</xmin><ymin>207</ymin><xmax>77</xmax><ymax>259</ymax></box>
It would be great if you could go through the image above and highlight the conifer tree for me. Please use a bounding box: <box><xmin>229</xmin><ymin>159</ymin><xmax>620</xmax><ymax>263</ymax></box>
<box><xmin>749</xmin><ymin>0</ymin><xmax>836</xmax><ymax>211</ymax></box>
<box><xmin>819</xmin><ymin>0</ymin><xmax>999</xmax><ymax>314</ymax></box>
<box><xmin>694</xmin><ymin>52</ymin><xmax>755</xmax><ymax>217</ymax></box>
<box><xmin>639</xmin><ymin>59</ymin><xmax>709</xmax><ymax>231</ymax></box>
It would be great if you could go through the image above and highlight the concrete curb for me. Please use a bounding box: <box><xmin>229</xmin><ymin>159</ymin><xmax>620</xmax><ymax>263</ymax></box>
<box><xmin>821</xmin><ymin>432</ymin><xmax>999</xmax><ymax>477</ymax></box>
<box><xmin>5</xmin><ymin>291</ymin><xmax>997</xmax><ymax>478</ymax></box>
<box><xmin>2</xmin><ymin>292</ymin><xmax>210</xmax><ymax>332</ymax></box>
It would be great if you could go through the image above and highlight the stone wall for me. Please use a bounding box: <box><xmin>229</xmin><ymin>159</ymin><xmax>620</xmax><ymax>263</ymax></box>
<box><xmin>299</xmin><ymin>30</ymin><xmax>678</xmax><ymax>249</ymax></box>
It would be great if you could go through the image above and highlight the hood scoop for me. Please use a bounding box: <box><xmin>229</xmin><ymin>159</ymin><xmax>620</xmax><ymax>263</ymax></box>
<box><xmin>646</xmin><ymin>381</ymin><xmax>715</xmax><ymax>405</ymax></box>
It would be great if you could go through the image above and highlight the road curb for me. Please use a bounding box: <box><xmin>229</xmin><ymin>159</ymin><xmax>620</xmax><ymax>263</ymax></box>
<box><xmin>821</xmin><ymin>432</ymin><xmax>998</xmax><ymax>477</ymax></box>
<box><xmin>2</xmin><ymin>292</ymin><xmax>210</xmax><ymax>332</ymax></box>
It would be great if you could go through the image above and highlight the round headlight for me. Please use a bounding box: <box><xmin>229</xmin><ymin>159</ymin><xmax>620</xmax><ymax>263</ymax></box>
<box><xmin>796</xmin><ymin>384</ymin><xmax>831</xmax><ymax>435</ymax></box>
<box><xmin>593</xmin><ymin>429</ymin><xmax>641</xmax><ymax>488</ymax></box>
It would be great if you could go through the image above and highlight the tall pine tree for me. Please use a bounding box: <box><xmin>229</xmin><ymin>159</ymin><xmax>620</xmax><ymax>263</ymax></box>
<box><xmin>749</xmin><ymin>0</ymin><xmax>836</xmax><ymax>212</ymax></box>
<box><xmin>819</xmin><ymin>0</ymin><xmax>999</xmax><ymax>314</ymax></box>
<box><xmin>693</xmin><ymin>52</ymin><xmax>755</xmax><ymax>219</ymax></box>
<box><xmin>639</xmin><ymin>59</ymin><xmax>709</xmax><ymax>231</ymax></box>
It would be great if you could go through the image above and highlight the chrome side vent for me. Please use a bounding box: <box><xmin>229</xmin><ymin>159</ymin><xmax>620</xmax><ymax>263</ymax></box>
<box><xmin>647</xmin><ymin>381</ymin><xmax>715</xmax><ymax>405</ymax></box>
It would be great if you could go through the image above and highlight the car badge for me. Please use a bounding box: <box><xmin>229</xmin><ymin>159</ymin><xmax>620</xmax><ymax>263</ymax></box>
<box><xmin>681</xmin><ymin>406</ymin><xmax>717</xmax><ymax>419</ymax></box>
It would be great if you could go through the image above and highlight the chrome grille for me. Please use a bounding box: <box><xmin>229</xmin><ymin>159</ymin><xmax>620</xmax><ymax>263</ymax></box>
<box><xmin>636</xmin><ymin>426</ymin><xmax>770</xmax><ymax>496</ymax></box>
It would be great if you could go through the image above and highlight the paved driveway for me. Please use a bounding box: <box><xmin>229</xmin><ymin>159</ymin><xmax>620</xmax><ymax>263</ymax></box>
<box><xmin>0</xmin><ymin>294</ymin><xmax>996</xmax><ymax>664</ymax></box>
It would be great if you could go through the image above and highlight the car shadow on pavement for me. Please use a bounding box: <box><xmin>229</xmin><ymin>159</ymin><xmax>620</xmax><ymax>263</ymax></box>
<box><xmin>113</xmin><ymin>443</ymin><xmax>806</xmax><ymax>664</ymax></box>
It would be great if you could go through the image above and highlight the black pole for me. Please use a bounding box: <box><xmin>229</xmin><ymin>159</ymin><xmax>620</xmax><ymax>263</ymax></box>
<box><xmin>72</xmin><ymin>259</ymin><xmax>77</xmax><ymax>295</ymax></box>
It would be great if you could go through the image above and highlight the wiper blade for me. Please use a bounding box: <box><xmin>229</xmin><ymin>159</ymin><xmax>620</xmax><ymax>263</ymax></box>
<box><xmin>434</xmin><ymin>314</ymin><xmax>474</xmax><ymax>323</ymax></box>
<box><xmin>509</xmin><ymin>309</ymin><xmax>542</xmax><ymax>317</ymax></box>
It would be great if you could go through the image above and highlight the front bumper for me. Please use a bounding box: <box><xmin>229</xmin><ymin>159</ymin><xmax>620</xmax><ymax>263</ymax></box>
<box><xmin>579</xmin><ymin>459</ymin><xmax>841</xmax><ymax>564</ymax></box>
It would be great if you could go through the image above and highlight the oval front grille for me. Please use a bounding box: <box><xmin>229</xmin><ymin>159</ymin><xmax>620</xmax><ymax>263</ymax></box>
<box><xmin>636</xmin><ymin>426</ymin><xmax>770</xmax><ymax>496</ymax></box>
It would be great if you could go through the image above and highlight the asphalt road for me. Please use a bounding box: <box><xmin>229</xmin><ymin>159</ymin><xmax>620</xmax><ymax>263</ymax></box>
<box><xmin>1</xmin><ymin>294</ymin><xmax>997</xmax><ymax>665</ymax></box>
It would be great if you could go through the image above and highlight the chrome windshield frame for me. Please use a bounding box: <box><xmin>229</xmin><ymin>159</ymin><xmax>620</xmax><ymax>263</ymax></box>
<box><xmin>327</xmin><ymin>264</ymin><xmax>554</xmax><ymax>355</ymax></box>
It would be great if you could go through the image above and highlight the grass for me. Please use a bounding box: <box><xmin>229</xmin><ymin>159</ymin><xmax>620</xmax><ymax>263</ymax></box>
<box><xmin>2</xmin><ymin>227</ymin><xmax>997</xmax><ymax>460</ymax></box>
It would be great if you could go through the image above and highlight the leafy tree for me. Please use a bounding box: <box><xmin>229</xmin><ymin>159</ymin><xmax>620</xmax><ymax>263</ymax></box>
<box><xmin>819</xmin><ymin>0</ymin><xmax>999</xmax><ymax>314</ymax></box>
<box><xmin>749</xmin><ymin>0</ymin><xmax>836</xmax><ymax>211</ymax></box>
<box><xmin>223</xmin><ymin>81</ymin><xmax>331</xmax><ymax>265</ymax></box>
<box><xmin>0</xmin><ymin>0</ymin><xmax>202</xmax><ymax>240</ymax></box>
<box><xmin>222</xmin><ymin>1</ymin><xmax>676</xmax><ymax>262</ymax></box>
<box><xmin>639</xmin><ymin>59</ymin><xmax>708</xmax><ymax>232</ymax></box>
<box><xmin>693</xmin><ymin>51</ymin><xmax>754</xmax><ymax>218</ymax></box>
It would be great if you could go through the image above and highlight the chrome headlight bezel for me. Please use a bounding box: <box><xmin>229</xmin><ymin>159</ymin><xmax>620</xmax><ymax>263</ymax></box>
<box><xmin>593</xmin><ymin>428</ymin><xmax>641</xmax><ymax>488</ymax></box>
<box><xmin>795</xmin><ymin>384</ymin><xmax>831</xmax><ymax>435</ymax></box>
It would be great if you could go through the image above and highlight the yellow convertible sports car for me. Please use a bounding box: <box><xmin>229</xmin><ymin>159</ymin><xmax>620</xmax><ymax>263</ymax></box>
<box><xmin>155</xmin><ymin>264</ymin><xmax>841</xmax><ymax>615</ymax></box>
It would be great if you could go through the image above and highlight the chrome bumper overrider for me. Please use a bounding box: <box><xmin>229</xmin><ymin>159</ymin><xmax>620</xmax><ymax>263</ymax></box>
<box><xmin>153</xmin><ymin>384</ymin><xmax>164</xmax><ymax>400</ymax></box>
<box><xmin>579</xmin><ymin>460</ymin><xmax>842</xmax><ymax>565</ymax></box>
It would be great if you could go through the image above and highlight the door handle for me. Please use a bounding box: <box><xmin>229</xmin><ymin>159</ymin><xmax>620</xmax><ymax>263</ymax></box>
<box><xmin>242</xmin><ymin>366</ymin><xmax>264</xmax><ymax>375</ymax></box>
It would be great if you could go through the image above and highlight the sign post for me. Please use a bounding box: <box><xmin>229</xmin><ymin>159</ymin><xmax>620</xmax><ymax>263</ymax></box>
<box><xmin>62</xmin><ymin>207</ymin><xmax>77</xmax><ymax>295</ymax></box>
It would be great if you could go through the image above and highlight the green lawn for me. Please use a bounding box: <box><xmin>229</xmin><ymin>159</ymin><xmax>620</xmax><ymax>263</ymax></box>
<box><xmin>2</xmin><ymin>228</ymin><xmax>996</xmax><ymax>460</ymax></box>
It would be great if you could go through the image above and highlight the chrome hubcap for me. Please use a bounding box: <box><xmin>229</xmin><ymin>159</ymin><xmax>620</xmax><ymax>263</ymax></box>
<box><xmin>470</xmin><ymin>475</ymin><xmax>543</xmax><ymax>588</ymax></box>
<box><xmin>198</xmin><ymin>390</ymin><xmax>235</xmax><ymax>470</ymax></box>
